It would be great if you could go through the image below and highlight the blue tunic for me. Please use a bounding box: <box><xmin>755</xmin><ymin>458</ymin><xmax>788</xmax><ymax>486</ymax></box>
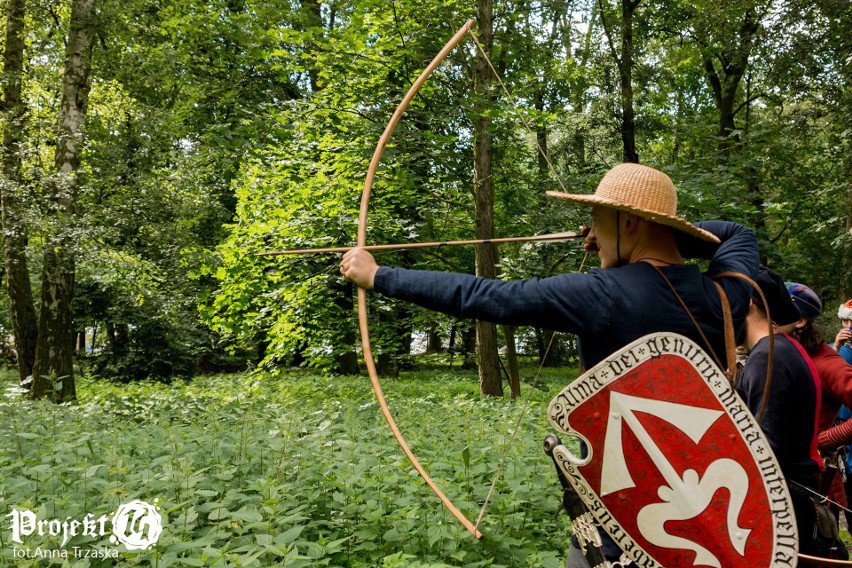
<box><xmin>737</xmin><ymin>334</ymin><xmax>820</xmax><ymax>486</ymax></box>
<box><xmin>374</xmin><ymin>221</ymin><xmax>758</xmax><ymax>370</ymax></box>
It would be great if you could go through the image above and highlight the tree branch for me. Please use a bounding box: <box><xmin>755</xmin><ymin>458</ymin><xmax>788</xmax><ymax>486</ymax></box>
<box><xmin>734</xmin><ymin>91</ymin><xmax>764</xmax><ymax>118</ymax></box>
<box><xmin>597</xmin><ymin>0</ymin><xmax>622</xmax><ymax>66</ymax></box>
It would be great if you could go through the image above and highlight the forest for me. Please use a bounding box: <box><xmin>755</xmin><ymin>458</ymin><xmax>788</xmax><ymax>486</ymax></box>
<box><xmin>0</xmin><ymin>0</ymin><xmax>849</xmax><ymax>398</ymax></box>
<box><xmin>0</xmin><ymin>0</ymin><xmax>849</xmax><ymax>564</ymax></box>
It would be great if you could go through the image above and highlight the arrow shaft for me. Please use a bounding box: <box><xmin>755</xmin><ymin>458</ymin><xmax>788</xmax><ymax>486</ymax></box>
<box><xmin>257</xmin><ymin>231</ymin><xmax>581</xmax><ymax>256</ymax></box>
<box><xmin>618</xmin><ymin>403</ymin><xmax>685</xmax><ymax>493</ymax></box>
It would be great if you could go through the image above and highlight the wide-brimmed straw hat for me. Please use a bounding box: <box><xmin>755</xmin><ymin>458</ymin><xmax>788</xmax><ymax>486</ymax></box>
<box><xmin>546</xmin><ymin>163</ymin><xmax>719</xmax><ymax>243</ymax></box>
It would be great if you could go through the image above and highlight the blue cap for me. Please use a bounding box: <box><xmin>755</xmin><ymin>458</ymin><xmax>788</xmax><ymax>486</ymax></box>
<box><xmin>786</xmin><ymin>282</ymin><xmax>822</xmax><ymax>320</ymax></box>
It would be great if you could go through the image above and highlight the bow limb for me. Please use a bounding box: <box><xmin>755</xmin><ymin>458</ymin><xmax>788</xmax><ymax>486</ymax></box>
<box><xmin>355</xmin><ymin>19</ymin><xmax>483</xmax><ymax>540</ymax></box>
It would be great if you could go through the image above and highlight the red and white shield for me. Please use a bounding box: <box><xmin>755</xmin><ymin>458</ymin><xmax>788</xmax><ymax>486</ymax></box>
<box><xmin>548</xmin><ymin>333</ymin><xmax>798</xmax><ymax>568</ymax></box>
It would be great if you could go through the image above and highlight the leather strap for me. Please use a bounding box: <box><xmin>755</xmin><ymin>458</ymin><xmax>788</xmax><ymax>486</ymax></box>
<box><xmin>648</xmin><ymin>264</ymin><xmax>729</xmax><ymax>377</ymax></box>
<box><xmin>712</xmin><ymin>280</ymin><xmax>737</xmax><ymax>386</ymax></box>
<box><xmin>711</xmin><ymin>271</ymin><xmax>774</xmax><ymax>423</ymax></box>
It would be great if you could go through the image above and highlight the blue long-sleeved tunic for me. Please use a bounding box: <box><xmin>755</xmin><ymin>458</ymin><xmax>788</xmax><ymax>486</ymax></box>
<box><xmin>374</xmin><ymin>221</ymin><xmax>759</xmax><ymax>370</ymax></box>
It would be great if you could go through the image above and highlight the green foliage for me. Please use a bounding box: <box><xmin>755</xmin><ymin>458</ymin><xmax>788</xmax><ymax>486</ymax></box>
<box><xmin>0</xmin><ymin>366</ymin><xmax>580</xmax><ymax>566</ymax></box>
<box><xmin>203</xmin><ymin>3</ymin><xmax>486</xmax><ymax>371</ymax></box>
<box><xmin>4</xmin><ymin>0</ymin><xmax>850</xmax><ymax>382</ymax></box>
<box><xmin>204</xmin><ymin>2</ymin><xmax>603</xmax><ymax>371</ymax></box>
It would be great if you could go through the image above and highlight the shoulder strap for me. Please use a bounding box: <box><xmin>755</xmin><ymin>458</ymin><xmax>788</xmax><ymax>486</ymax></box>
<box><xmin>710</xmin><ymin>271</ymin><xmax>775</xmax><ymax>423</ymax></box>
<box><xmin>648</xmin><ymin>264</ymin><xmax>731</xmax><ymax>380</ymax></box>
<box><xmin>712</xmin><ymin>280</ymin><xmax>738</xmax><ymax>386</ymax></box>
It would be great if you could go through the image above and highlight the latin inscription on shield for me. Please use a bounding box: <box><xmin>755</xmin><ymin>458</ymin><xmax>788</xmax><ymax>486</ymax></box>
<box><xmin>548</xmin><ymin>333</ymin><xmax>798</xmax><ymax>568</ymax></box>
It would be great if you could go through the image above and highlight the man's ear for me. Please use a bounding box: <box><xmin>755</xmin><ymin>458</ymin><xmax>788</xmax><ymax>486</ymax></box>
<box><xmin>795</xmin><ymin>317</ymin><xmax>808</xmax><ymax>330</ymax></box>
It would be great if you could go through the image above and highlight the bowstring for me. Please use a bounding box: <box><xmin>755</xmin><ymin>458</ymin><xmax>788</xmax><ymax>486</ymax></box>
<box><xmin>790</xmin><ymin>479</ymin><xmax>852</xmax><ymax>515</ymax></box>
<box><xmin>464</xmin><ymin>29</ymin><xmax>589</xmax><ymax>533</ymax></box>
<box><xmin>474</xmin><ymin>330</ymin><xmax>559</xmax><ymax>531</ymax></box>
<box><xmin>466</xmin><ymin>29</ymin><xmax>571</xmax><ymax>195</ymax></box>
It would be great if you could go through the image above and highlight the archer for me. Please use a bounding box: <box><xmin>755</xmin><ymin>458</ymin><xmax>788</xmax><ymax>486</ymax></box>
<box><xmin>342</xmin><ymin>162</ymin><xmax>759</xmax><ymax>567</ymax></box>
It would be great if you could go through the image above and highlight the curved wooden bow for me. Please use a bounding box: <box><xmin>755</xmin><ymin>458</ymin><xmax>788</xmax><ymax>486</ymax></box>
<box><xmin>356</xmin><ymin>19</ymin><xmax>483</xmax><ymax>539</ymax></box>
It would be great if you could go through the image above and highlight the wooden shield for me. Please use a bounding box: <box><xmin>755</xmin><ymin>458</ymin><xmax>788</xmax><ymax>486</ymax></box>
<box><xmin>548</xmin><ymin>333</ymin><xmax>799</xmax><ymax>568</ymax></box>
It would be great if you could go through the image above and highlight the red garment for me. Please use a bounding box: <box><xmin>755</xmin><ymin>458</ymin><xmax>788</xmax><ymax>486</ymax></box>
<box><xmin>829</xmin><ymin>471</ymin><xmax>847</xmax><ymax>509</ymax></box>
<box><xmin>811</xmin><ymin>342</ymin><xmax>852</xmax><ymax>510</ymax></box>
<box><xmin>789</xmin><ymin>336</ymin><xmax>823</xmax><ymax>470</ymax></box>
<box><xmin>820</xmin><ymin>419</ymin><xmax>852</xmax><ymax>449</ymax></box>
<box><xmin>812</xmin><ymin>343</ymin><xmax>852</xmax><ymax>431</ymax></box>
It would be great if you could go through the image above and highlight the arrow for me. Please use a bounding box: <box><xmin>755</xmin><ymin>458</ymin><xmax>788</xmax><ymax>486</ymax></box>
<box><xmin>602</xmin><ymin>392</ymin><xmax>752</xmax><ymax>567</ymax></box>
<box><xmin>255</xmin><ymin>231</ymin><xmax>582</xmax><ymax>256</ymax></box>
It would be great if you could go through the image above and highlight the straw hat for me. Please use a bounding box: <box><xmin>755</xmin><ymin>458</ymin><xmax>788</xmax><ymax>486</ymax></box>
<box><xmin>547</xmin><ymin>163</ymin><xmax>719</xmax><ymax>243</ymax></box>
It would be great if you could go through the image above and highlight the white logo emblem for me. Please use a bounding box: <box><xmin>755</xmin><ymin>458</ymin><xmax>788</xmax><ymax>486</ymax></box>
<box><xmin>110</xmin><ymin>500</ymin><xmax>162</xmax><ymax>550</ymax></box>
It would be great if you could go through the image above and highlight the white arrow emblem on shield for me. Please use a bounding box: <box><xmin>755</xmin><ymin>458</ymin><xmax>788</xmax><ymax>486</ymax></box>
<box><xmin>601</xmin><ymin>392</ymin><xmax>752</xmax><ymax>568</ymax></box>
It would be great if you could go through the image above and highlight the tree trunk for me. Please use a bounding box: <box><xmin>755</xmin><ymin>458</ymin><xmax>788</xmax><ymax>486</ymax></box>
<box><xmin>462</xmin><ymin>325</ymin><xmax>477</xmax><ymax>371</ymax></box>
<box><xmin>846</xmin><ymin>158</ymin><xmax>852</xmax><ymax>299</ymax></box>
<box><xmin>0</xmin><ymin>0</ymin><xmax>38</xmax><ymax>388</ymax></box>
<box><xmin>568</xmin><ymin>2</ymin><xmax>597</xmax><ymax>167</ymax></box>
<box><xmin>502</xmin><ymin>325</ymin><xmax>520</xmax><ymax>398</ymax></box>
<box><xmin>533</xmin><ymin>88</ymin><xmax>550</xmax><ymax>184</ymax></box>
<box><xmin>113</xmin><ymin>323</ymin><xmax>129</xmax><ymax>355</ymax></box>
<box><xmin>299</xmin><ymin>0</ymin><xmax>323</xmax><ymax>93</ymax></box>
<box><xmin>700</xmin><ymin>8</ymin><xmax>759</xmax><ymax>160</ymax></box>
<box><xmin>30</xmin><ymin>0</ymin><xmax>96</xmax><ymax>401</ymax></box>
<box><xmin>374</xmin><ymin>306</ymin><xmax>413</xmax><ymax>378</ymax></box>
<box><xmin>337</xmin><ymin>346</ymin><xmax>359</xmax><ymax>375</ymax></box>
<box><xmin>702</xmin><ymin>55</ymin><xmax>740</xmax><ymax>158</ymax></box>
<box><xmin>619</xmin><ymin>0</ymin><xmax>639</xmax><ymax>163</ymax></box>
<box><xmin>598</xmin><ymin>0</ymin><xmax>640</xmax><ymax>163</ymax></box>
<box><xmin>426</xmin><ymin>324</ymin><xmax>443</xmax><ymax>353</ymax></box>
<box><xmin>334</xmin><ymin>282</ymin><xmax>359</xmax><ymax>375</ymax></box>
<box><xmin>536</xmin><ymin>327</ymin><xmax>563</xmax><ymax>367</ymax></box>
<box><xmin>473</xmin><ymin>0</ymin><xmax>502</xmax><ymax>397</ymax></box>
<box><xmin>699</xmin><ymin>8</ymin><xmax>762</xmax><ymax>236</ymax></box>
<box><xmin>74</xmin><ymin>331</ymin><xmax>86</xmax><ymax>355</ymax></box>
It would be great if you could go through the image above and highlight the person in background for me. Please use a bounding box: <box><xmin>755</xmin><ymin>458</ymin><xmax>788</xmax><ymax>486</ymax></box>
<box><xmin>834</xmin><ymin>404</ymin><xmax>852</xmax><ymax>531</ymax></box>
<box><xmin>823</xmin><ymin>299</ymin><xmax>852</xmax><ymax>532</ymax></box>
<box><xmin>834</xmin><ymin>299</ymin><xmax>852</xmax><ymax>363</ymax></box>
<box><xmin>787</xmin><ymin>285</ymin><xmax>852</xmax><ymax>437</ymax></box>
<box><xmin>738</xmin><ymin>268</ymin><xmax>823</xmax><ymax>556</ymax></box>
<box><xmin>784</xmin><ymin>283</ymin><xmax>852</xmax><ymax>557</ymax></box>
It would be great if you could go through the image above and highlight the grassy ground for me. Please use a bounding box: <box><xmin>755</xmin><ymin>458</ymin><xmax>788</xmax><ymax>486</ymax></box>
<box><xmin>0</xmin><ymin>364</ymin><xmax>579</xmax><ymax>567</ymax></box>
<box><xmin>4</xmin><ymin>362</ymin><xmax>851</xmax><ymax>566</ymax></box>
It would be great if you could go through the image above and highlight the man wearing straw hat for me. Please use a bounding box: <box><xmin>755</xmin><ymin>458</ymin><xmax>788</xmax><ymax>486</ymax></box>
<box><xmin>341</xmin><ymin>162</ymin><xmax>759</xmax><ymax>566</ymax></box>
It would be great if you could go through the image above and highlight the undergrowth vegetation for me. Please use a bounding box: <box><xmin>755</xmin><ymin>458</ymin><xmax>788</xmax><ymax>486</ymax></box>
<box><xmin>0</xmin><ymin>366</ymin><xmax>581</xmax><ymax>567</ymax></box>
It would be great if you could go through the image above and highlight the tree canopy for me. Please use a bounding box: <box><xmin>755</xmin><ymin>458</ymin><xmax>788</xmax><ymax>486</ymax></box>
<box><xmin>0</xmin><ymin>0</ymin><xmax>849</xmax><ymax>388</ymax></box>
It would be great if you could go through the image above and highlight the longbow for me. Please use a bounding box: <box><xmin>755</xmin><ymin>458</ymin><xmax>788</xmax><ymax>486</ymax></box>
<box><xmin>355</xmin><ymin>19</ymin><xmax>482</xmax><ymax>540</ymax></box>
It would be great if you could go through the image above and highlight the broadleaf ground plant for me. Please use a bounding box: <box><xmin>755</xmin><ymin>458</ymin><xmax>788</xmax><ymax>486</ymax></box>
<box><xmin>0</xmin><ymin>367</ymin><xmax>577</xmax><ymax>567</ymax></box>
